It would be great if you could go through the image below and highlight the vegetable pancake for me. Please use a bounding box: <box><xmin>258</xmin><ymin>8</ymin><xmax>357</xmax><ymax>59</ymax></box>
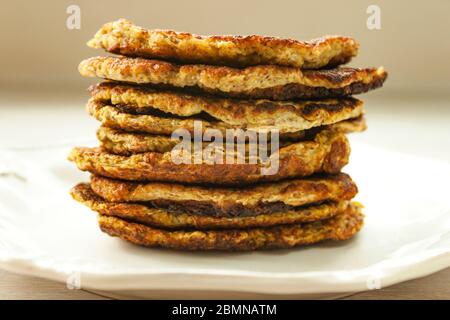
<box><xmin>88</xmin><ymin>82</ymin><xmax>364</xmax><ymax>134</ymax></box>
<box><xmin>88</xmin><ymin>173</ymin><xmax>357</xmax><ymax>217</ymax></box>
<box><xmin>72</xmin><ymin>183</ymin><xmax>350</xmax><ymax>229</ymax></box>
<box><xmin>68</xmin><ymin>129</ymin><xmax>350</xmax><ymax>185</ymax></box>
<box><xmin>79</xmin><ymin>56</ymin><xmax>387</xmax><ymax>100</ymax></box>
<box><xmin>96</xmin><ymin>202</ymin><xmax>364</xmax><ymax>250</ymax></box>
<box><xmin>87</xmin><ymin>19</ymin><xmax>358</xmax><ymax>68</ymax></box>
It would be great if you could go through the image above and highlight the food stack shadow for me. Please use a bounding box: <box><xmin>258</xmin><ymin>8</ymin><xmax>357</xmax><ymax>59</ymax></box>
<box><xmin>69</xmin><ymin>19</ymin><xmax>387</xmax><ymax>251</ymax></box>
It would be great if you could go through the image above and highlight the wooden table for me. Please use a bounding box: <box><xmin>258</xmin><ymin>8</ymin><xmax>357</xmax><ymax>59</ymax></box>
<box><xmin>1</xmin><ymin>268</ymin><xmax>449</xmax><ymax>299</ymax></box>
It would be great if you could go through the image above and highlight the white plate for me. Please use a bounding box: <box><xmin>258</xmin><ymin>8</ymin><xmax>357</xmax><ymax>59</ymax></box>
<box><xmin>0</xmin><ymin>142</ymin><xmax>449</xmax><ymax>299</ymax></box>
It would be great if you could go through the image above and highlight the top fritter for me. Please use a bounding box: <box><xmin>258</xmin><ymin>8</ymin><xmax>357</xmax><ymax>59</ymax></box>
<box><xmin>87</xmin><ymin>19</ymin><xmax>359</xmax><ymax>68</ymax></box>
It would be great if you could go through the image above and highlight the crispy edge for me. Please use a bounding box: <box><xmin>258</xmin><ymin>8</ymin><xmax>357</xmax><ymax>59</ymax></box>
<box><xmin>71</xmin><ymin>183</ymin><xmax>349</xmax><ymax>229</ymax></box>
<box><xmin>87</xmin><ymin>19</ymin><xmax>358</xmax><ymax>68</ymax></box>
<box><xmin>86</xmin><ymin>98</ymin><xmax>235</xmax><ymax>136</ymax></box>
<box><xmin>68</xmin><ymin>129</ymin><xmax>350</xmax><ymax>185</ymax></box>
<box><xmin>223</xmin><ymin>72</ymin><xmax>387</xmax><ymax>100</ymax></box>
<box><xmin>95</xmin><ymin>202</ymin><xmax>364</xmax><ymax>250</ymax></box>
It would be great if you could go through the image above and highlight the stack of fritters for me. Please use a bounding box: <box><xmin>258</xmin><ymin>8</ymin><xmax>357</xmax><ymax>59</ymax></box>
<box><xmin>69</xmin><ymin>19</ymin><xmax>387</xmax><ymax>251</ymax></box>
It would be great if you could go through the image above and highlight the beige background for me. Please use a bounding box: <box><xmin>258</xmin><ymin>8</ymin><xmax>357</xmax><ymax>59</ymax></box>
<box><xmin>1</xmin><ymin>0</ymin><xmax>449</xmax><ymax>94</ymax></box>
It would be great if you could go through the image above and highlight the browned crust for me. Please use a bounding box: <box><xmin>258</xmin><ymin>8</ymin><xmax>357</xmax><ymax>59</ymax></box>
<box><xmin>87</xmin><ymin>19</ymin><xmax>358</xmax><ymax>68</ymax></box>
<box><xmin>72</xmin><ymin>183</ymin><xmax>350</xmax><ymax>229</ymax></box>
<box><xmin>78</xmin><ymin>56</ymin><xmax>387</xmax><ymax>100</ymax></box>
<box><xmin>96</xmin><ymin>202</ymin><xmax>364</xmax><ymax>250</ymax></box>
<box><xmin>89</xmin><ymin>82</ymin><xmax>365</xmax><ymax>133</ymax></box>
<box><xmin>68</xmin><ymin>129</ymin><xmax>351</xmax><ymax>185</ymax></box>
<box><xmin>89</xmin><ymin>173</ymin><xmax>357</xmax><ymax>217</ymax></box>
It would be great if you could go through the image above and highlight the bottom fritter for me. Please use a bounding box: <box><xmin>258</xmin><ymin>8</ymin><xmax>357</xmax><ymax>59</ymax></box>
<box><xmin>97</xmin><ymin>203</ymin><xmax>363</xmax><ymax>251</ymax></box>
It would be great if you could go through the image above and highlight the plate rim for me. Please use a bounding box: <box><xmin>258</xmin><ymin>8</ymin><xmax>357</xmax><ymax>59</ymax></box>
<box><xmin>1</xmin><ymin>248</ymin><xmax>449</xmax><ymax>294</ymax></box>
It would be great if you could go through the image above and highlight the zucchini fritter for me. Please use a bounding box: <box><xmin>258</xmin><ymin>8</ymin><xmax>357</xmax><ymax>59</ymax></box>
<box><xmin>95</xmin><ymin>117</ymin><xmax>365</xmax><ymax>155</ymax></box>
<box><xmin>69</xmin><ymin>129</ymin><xmax>350</xmax><ymax>185</ymax></box>
<box><xmin>89</xmin><ymin>82</ymin><xmax>364</xmax><ymax>134</ymax></box>
<box><xmin>89</xmin><ymin>173</ymin><xmax>357</xmax><ymax>217</ymax></box>
<box><xmin>79</xmin><ymin>56</ymin><xmax>387</xmax><ymax>100</ymax></box>
<box><xmin>96</xmin><ymin>202</ymin><xmax>364</xmax><ymax>250</ymax></box>
<box><xmin>87</xmin><ymin>19</ymin><xmax>358</xmax><ymax>69</ymax></box>
<box><xmin>72</xmin><ymin>183</ymin><xmax>350</xmax><ymax>229</ymax></box>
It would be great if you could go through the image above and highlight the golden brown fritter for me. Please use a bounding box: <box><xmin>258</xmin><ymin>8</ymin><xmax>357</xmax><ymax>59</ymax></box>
<box><xmin>89</xmin><ymin>173</ymin><xmax>357</xmax><ymax>217</ymax></box>
<box><xmin>78</xmin><ymin>56</ymin><xmax>387</xmax><ymax>100</ymax></box>
<box><xmin>72</xmin><ymin>183</ymin><xmax>350</xmax><ymax>229</ymax></box>
<box><xmin>89</xmin><ymin>82</ymin><xmax>364</xmax><ymax>133</ymax></box>
<box><xmin>96</xmin><ymin>117</ymin><xmax>365</xmax><ymax>155</ymax></box>
<box><xmin>87</xmin><ymin>19</ymin><xmax>358</xmax><ymax>68</ymax></box>
<box><xmin>68</xmin><ymin>129</ymin><xmax>350</xmax><ymax>185</ymax></box>
<box><xmin>87</xmin><ymin>97</ymin><xmax>366</xmax><ymax>138</ymax></box>
<box><xmin>96</xmin><ymin>202</ymin><xmax>364</xmax><ymax>251</ymax></box>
